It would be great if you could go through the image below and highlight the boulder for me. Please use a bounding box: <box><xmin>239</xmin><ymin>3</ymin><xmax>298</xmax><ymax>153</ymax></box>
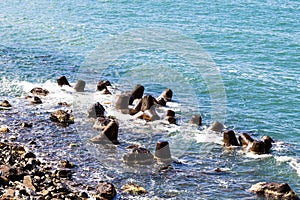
<box><xmin>156</xmin><ymin>96</ymin><xmax>166</xmax><ymax>106</ymax></box>
<box><xmin>121</xmin><ymin>183</ymin><xmax>147</xmax><ymax>195</ymax></box>
<box><xmin>249</xmin><ymin>140</ymin><xmax>266</xmax><ymax>154</ymax></box>
<box><xmin>50</xmin><ymin>110</ymin><xmax>74</xmax><ymax>125</ymax></box>
<box><xmin>96</xmin><ymin>80</ymin><xmax>111</xmax><ymax>94</ymax></box>
<box><xmin>238</xmin><ymin>133</ymin><xmax>254</xmax><ymax>147</ymax></box>
<box><xmin>129</xmin><ymin>99</ymin><xmax>142</xmax><ymax>115</ymax></box>
<box><xmin>249</xmin><ymin>182</ymin><xmax>299</xmax><ymax>200</ymax></box>
<box><xmin>141</xmin><ymin>95</ymin><xmax>157</xmax><ymax>112</ymax></box>
<box><xmin>87</xmin><ymin>102</ymin><xmax>105</xmax><ymax>118</ymax></box>
<box><xmin>123</xmin><ymin>147</ymin><xmax>154</xmax><ymax>165</ymax></box>
<box><xmin>95</xmin><ymin>181</ymin><xmax>116</xmax><ymax>200</ymax></box>
<box><xmin>154</xmin><ymin>140</ymin><xmax>172</xmax><ymax>164</ymax></box>
<box><xmin>90</xmin><ymin>120</ymin><xmax>119</xmax><ymax>145</ymax></box>
<box><xmin>189</xmin><ymin>114</ymin><xmax>202</xmax><ymax>126</ymax></box>
<box><xmin>142</xmin><ymin>109</ymin><xmax>160</xmax><ymax>121</ymax></box>
<box><xmin>57</xmin><ymin>76</ymin><xmax>71</xmax><ymax>87</ymax></box>
<box><xmin>114</xmin><ymin>94</ymin><xmax>130</xmax><ymax>110</ymax></box>
<box><xmin>30</xmin><ymin>87</ymin><xmax>49</xmax><ymax>96</ymax></box>
<box><xmin>73</xmin><ymin>80</ymin><xmax>86</xmax><ymax>92</ymax></box>
<box><xmin>261</xmin><ymin>135</ymin><xmax>274</xmax><ymax>153</ymax></box>
<box><xmin>0</xmin><ymin>100</ymin><xmax>12</xmax><ymax>107</ymax></box>
<box><xmin>164</xmin><ymin>110</ymin><xmax>176</xmax><ymax>124</ymax></box>
<box><xmin>25</xmin><ymin>96</ymin><xmax>42</xmax><ymax>104</ymax></box>
<box><xmin>207</xmin><ymin>121</ymin><xmax>225</xmax><ymax>132</ymax></box>
<box><xmin>158</xmin><ymin>88</ymin><xmax>173</xmax><ymax>102</ymax></box>
<box><xmin>129</xmin><ymin>84</ymin><xmax>144</xmax><ymax>105</ymax></box>
<box><xmin>223</xmin><ymin>130</ymin><xmax>240</xmax><ymax>147</ymax></box>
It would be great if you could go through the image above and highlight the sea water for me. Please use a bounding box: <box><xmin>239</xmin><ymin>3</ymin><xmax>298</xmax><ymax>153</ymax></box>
<box><xmin>0</xmin><ymin>0</ymin><xmax>299</xmax><ymax>199</ymax></box>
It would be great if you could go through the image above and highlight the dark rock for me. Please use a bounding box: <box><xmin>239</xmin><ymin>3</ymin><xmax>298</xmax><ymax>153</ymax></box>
<box><xmin>57</xmin><ymin>76</ymin><xmax>71</xmax><ymax>87</ymax></box>
<box><xmin>158</xmin><ymin>88</ymin><xmax>173</xmax><ymax>102</ymax></box>
<box><xmin>73</xmin><ymin>79</ymin><xmax>86</xmax><ymax>92</ymax></box>
<box><xmin>129</xmin><ymin>84</ymin><xmax>144</xmax><ymax>105</ymax></box>
<box><xmin>55</xmin><ymin>169</ymin><xmax>72</xmax><ymax>179</ymax></box>
<box><xmin>95</xmin><ymin>181</ymin><xmax>116</xmax><ymax>200</ymax></box>
<box><xmin>25</xmin><ymin>96</ymin><xmax>42</xmax><ymax>104</ymax></box>
<box><xmin>23</xmin><ymin>152</ymin><xmax>36</xmax><ymax>159</ymax></box>
<box><xmin>249</xmin><ymin>182</ymin><xmax>299</xmax><ymax>200</ymax></box>
<box><xmin>156</xmin><ymin>97</ymin><xmax>166</xmax><ymax>106</ymax></box>
<box><xmin>123</xmin><ymin>147</ymin><xmax>154</xmax><ymax>165</ymax></box>
<box><xmin>165</xmin><ymin>110</ymin><xmax>175</xmax><ymax>117</ymax></box>
<box><xmin>0</xmin><ymin>100</ymin><xmax>12</xmax><ymax>107</ymax></box>
<box><xmin>30</xmin><ymin>87</ymin><xmax>49</xmax><ymax>96</ymax></box>
<box><xmin>90</xmin><ymin>120</ymin><xmax>119</xmax><ymax>144</ymax></box>
<box><xmin>21</xmin><ymin>122</ymin><xmax>33</xmax><ymax>128</ymax></box>
<box><xmin>223</xmin><ymin>130</ymin><xmax>240</xmax><ymax>147</ymax></box>
<box><xmin>60</xmin><ymin>160</ymin><xmax>74</xmax><ymax>168</ymax></box>
<box><xmin>0</xmin><ymin>165</ymin><xmax>25</xmax><ymax>181</ymax></box>
<box><xmin>141</xmin><ymin>95</ymin><xmax>157</xmax><ymax>112</ymax></box>
<box><xmin>96</xmin><ymin>80</ymin><xmax>111</xmax><ymax>94</ymax></box>
<box><xmin>261</xmin><ymin>135</ymin><xmax>274</xmax><ymax>153</ymax></box>
<box><xmin>93</xmin><ymin>117</ymin><xmax>112</xmax><ymax>130</ymax></box>
<box><xmin>87</xmin><ymin>102</ymin><xmax>105</xmax><ymax>118</ymax></box>
<box><xmin>238</xmin><ymin>133</ymin><xmax>254</xmax><ymax>147</ymax></box>
<box><xmin>121</xmin><ymin>183</ymin><xmax>147</xmax><ymax>195</ymax></box>
<box><xmin>0</xmin><ymin>176</ymin><xmax>9</xmax><ymax>186</ymax></box>
<box><xmin>58</xmin><ymin>102</ymin><xmax>71</xmax><ymax>107</ymax></box>
<box><xmin>155</xmin><ymin>140</ymin><xmax>172</xmax><ymax>164</ymax></box>
<box><xmin>50</xmin><ymin>110</ymin><xmax>74</xmax><ymax>125</ymax></box>
<box><xmin>249</xmin><ymin>140</ymin><xmax>266</xmax><ymax>154</ymax></box>
<box><xmin>189</xmin><ymin>114</ymin><xmax>202</xmax><ymax>126</ymax></box>
<box><xmin>129</xmin><ymin>99</ymin><xmax>142</xmax><ymax>115</ymax></box>
<box><xmin>114</xmin><ymin>94</ymin><xmax>130</xmax><ymax>110</ymax></box>
<box><xmin>165</xmin><ymin>110</ymin><xmax>176</xmax><ymax>124</ymax></box>
<box><xmin>142</xmin><ymin>109</ymin><xmax>160</xmax><ymax>121</ymax></box>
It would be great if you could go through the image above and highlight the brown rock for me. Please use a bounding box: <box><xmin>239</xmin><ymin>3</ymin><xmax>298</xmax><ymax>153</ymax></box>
<box><xmin>129</xmin><ymin>99</ymin><xmax>142</xmax><ymax>115</ymax></box>
<box><xmin>0</xmin><ymin>127</ymin><xmax>9</xmax><ymax>133</ymax></box>
<box><xmin>95</xmin><ymin>181</ymin><xmax>116</xmax><ymax>200</ymax></box>
<box><xmin>223</xmin><ymin>130</ymin><xmax>240</xmax><ymax>147</ymax></box>
<box><xmin>156</xmin><ymin>97</ymin><xmax>166</xmax><ymax>106</ymax></box>
<box><xmin>30</xmin><ymin>87</ymin><xmax>49</xmax><ymax>96</ymax></box>
<box><xmin>58</xmin><ymin>102</ymin><xmax>71</xmax><ymax>107</ymax></box>
<box><xmin>87</xmin><ymin>102</ymin><xmax>105</xmax><ymax>118</ymax></box>
<box><xmin>261</xmin><ymin>135</ymin><xmax>274</xmax><ymax>153</ymax></box>
<box><xmin>57</xmin><ymin>76</ymin><xmax>71</xmax><ymax>87</ymax></box>
<box><xmin>189</xmin><ymin>114</ymin><xmax>202</xmax><ymax>126</ymax></box>
<box><xmin>159</xmin><ymin>88</ymin><xmax>173</xmax><ymax>102</ymax></box>
<box><xmin>50</xmin><ymin>110</ymin><xmax>74</xmax><ymax>125</ymax></box>
<box><xmin>140</xmin><ymin>95</ymin><xmax>157</xmax><ymax>112</ymax></box>
<box><xmin>0</xmin><ymin>100</ymin><xmax>12</xmax><ymax>107</ymax></box>
<box><xmin>238</xmin><ymin>133</ymin><xmax>254</xmax><ymax>147</ymax></box>
<box><xmin>23</xmin><ymin>175</ymin><xmax>36</xmax><ymax>191</ymax></box>
<box><xmin>249</xmin><ymin>182</ymin><xmax>299</xmax><ymax>200</ymax></box>
<box><xmin>25</xmin><ymin>95</ymin><xmax>42</xmax><ymax>104</ymax></box>
<box><xmin>165</xmin><ymin>110</ymin><xmax>176</xmax><ymax>124</ymax></box>
<box><xmin>129</xmin><ymin>84</ymin><xmax>144</xmax><ymax>105</ymax></box>
<box><xmin>96</xmin><ymin>80</ymin><xmax>111</xmax><ymax>94</ymax></box>
<box><xmin>73</xmin><ymin>79</ymin><xmax>86</xmax><ymax>92</ymax></box>
<box><xmin>249</xmin><ymin>140</ymin><xmax>265</xmax><ymax>154</ymax></box>
<box><xmin>0</xmin><ymin>165</ymin><xmax>25</xmax><ymax>181</ymax></box>
<box><xmin>90</xmin><ymin>120</ymin><xmax>119</xmax><ymax>145</ymax></box>
<box><xmin>121</xmin><ymin>183</ymin><xmax>147</xmax><ymax>195</ymax></box>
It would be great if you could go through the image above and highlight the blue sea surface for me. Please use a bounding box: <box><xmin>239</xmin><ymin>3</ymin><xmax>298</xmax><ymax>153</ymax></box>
<box><xmin>0</xmin><ymin>0</ymin><xmax>299</xmax><ymax>199</ymax></box>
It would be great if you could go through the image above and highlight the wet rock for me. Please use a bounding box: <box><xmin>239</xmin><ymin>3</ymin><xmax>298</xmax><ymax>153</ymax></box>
<box><xmin>0</xmin><ymin>127</ymin><xmax>9</xmax><ymax>133</ymax></box>
<box><xmin>158</xmin><ymin>88</ymin><xmax>173</xmax><ymax>102</ymax></box>
<box><xmin>0</xmin><ymin>165</ymin><xmax>25</xmax><ymax>181</ymax></box>
<box><xmin>223</xmin><ymin>130</ymin><xmax>240</xmax><ymax>147</ymax></box>
<box><xmin>129</xmin><ymin>84</ymin><xmax>144</xmax><ymax>105</ymax></box>
<box><xmin>21</xmin><ymin>122</ymin><xmax>33</xmax><ymax>128</ymax></box>
<box><xmin>30</xmin><ymin>87</ymin><xmax>49</xmax><ymax>96</ymax></box>
<box><xmin>141</xmin><ymin>95</ymin><xmax>157</xmax><ymax>112</ymax></box>
<box><xmin>164</xmin><ymin>110</ymin><xmax>176</xmax><ymax>124</ymax></box>
<box><xmin>261</xmin><ymin>135</ymin><xmax>274</xmax><ymax>153</ymax></box>
<box><xmin>0</xmin><ymin>100</ymin><xmax>12</xmax><ymax>107</ymax></box>
<box><xmin>114</xmin><ymin>94</ymin><xmax>130</xmax><ymax>110</ymax></box>
<box><xmin>60</xmin><ymin>160</ymin><xmax>74</xmax><ymax>168</ymax></box>
<box><xmin>155</xmin><ymin>140</ymin><xmax>172</xmax><ymax>164</ymax></box>
<box><xmin>55</xmin><ymin>168</ymin><xmax>72</xmax><ymax>179</ymax></box>
<box><xmin>121</xmin><ymin>183</ymin><xmax>147</xmax><ymax>195</ymax></box>
<box><xmin>207</xmin><ymin>121</ymin><xmax>225</xmax><ymax>132</ymax></box>
<box><xmin>58</xmin><ymin>102</ymin><xmax>71</xmax><ymax>107</ymax></box>
<box><xmin>93</xmin><ymin>117</ymin><xmax>112</xmax><ymax>130</ymax></box>
<box><xmin>142</xmin><ymin>109</ymin><xmax>160</xmax><ymax>121</ymax></box>
<box><xmin>50</xmin><ymin>110</ymin><xmax>74</xmax><ymax>125</ymax></box>
<box><xmin>90</xmin><ymin>120</ymin><xmax>119</xmax><ymax>144</ymax></box>
<box><xmin>95</xmin><ymin>181</ymin><xmax>116</xmax><ymax>200</ymax></box>
<box><xmin>249</xmin><ymin>140</ymin><xmax>266</xmax><ymax>154</ymax></box>
<box><xmin>249</xmin><ymin>182</ymin><xmax>299</xmax><ymax>200</ymax></box>
<box><xmin>57</xmin><ymin>76</ymin><xmax>71</xmax><ymax>87</ymax></box>
<box><xmin>23</xmin><ymin>175</ymin><xmax>36</xmax><ymax>191</ymax></box>
<box><xmin>123</xmin><ymin>147</ymin><xmax>154</xmax><ymax>165</ymax></box>
<box><xmin>238</xmin><ymin>133</ymin><xmax>254</xmax><ymax>147</ymax></box>
<box><xmin>156</xmin><ymin>96</ymin><xmax>166</xmax><ymax>106</ymax></box>
<box><xmin>25</xmin><ymin>96</ymin><xmax>42</xmax><ymax>104</ymax></box>
<box><xmin>189</xmin><ymin>114</ymin><xmax>202</xmax><ymax>126</ymax></box>
<box><xmin>96</xmin><ymin>80</ymin><xmax>111</xmax><ymax>94</ymax></box>
<box><xmin>129</xmin><ymin>99</ymin><xmax>142</xmax><ymax>115</ymax></box>
<box><xmin>73</xmin><ymin>79</ymin><xmax>86</xmax><ymax>92</ymax></box>
<box><xmin>0</xmin><ymin>176</ymin><xmax>9</xmax><ymax>186</ymax></box>
<box><xmin>87</xmin><ymin>102</ymin><xmax>105</xmax><ymax>118</ymax></box>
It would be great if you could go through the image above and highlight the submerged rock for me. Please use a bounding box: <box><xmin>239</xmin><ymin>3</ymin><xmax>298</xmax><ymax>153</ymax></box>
<box><xmin>95</xmin><ymin>181</ymin><xmax>116</xmax><ymax>200</ymax></box>
<box><xmin>129</xmin><ymin>84</ymin><xmax>144</xmax><ymax>105</ymax></box>
<box><xmin>0</xmin><ymin>100</ymin><xmax>12</xmax><ymax>108</ymax></box>
<box><xmin>30</xmin><ymin>87</ymin><xmax>49</xmax><ymax>96</ymax></box>
<box><xmin>249</xmin><ymin>182</ymin><xmax>299</xmax><ymax>200</ymax></box>
<box><xmin>123</xmin><ymin>147</ymin><xmax>154</xmax><ymax>165</ymax></box>
<box><xmin>121</xmin><ymin>183</ymin><xmax>147</xmax><ymax>195</ymax></box>
<box><xmin>57</xmin><ymin>76</ymin><xmax>71</xmax><ymax>87</ymax></box>
<box><xmin>50</xmin><ymin>110</ymin><xmax>74</xmax><ymax>125</ymax></box>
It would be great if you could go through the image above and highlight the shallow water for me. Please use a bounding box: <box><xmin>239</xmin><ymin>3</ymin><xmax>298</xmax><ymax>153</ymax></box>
<box><xmin>1</xmin><ymin>0</ymin><xmax>299</xmax><ymax>199</ymax></box>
